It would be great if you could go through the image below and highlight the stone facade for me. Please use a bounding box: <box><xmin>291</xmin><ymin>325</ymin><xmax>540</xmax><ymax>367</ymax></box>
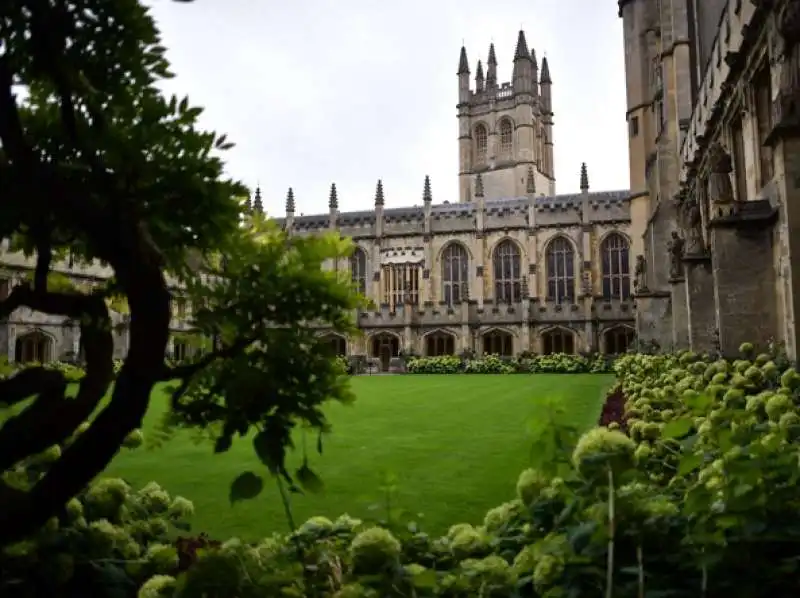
<box><xmin>270</xmin><ymin>32</ymin><xmax>643</xmax><ymax>370</ymax></box>
<box><xmin>0</xmin><ymin>240</ymin><xmax>193</xmax><ymax>364</ymax></box>
<box><xmin>619</xmin><ymin>0</ymin><xmax>800</xmax><ymax>359</ymax></box>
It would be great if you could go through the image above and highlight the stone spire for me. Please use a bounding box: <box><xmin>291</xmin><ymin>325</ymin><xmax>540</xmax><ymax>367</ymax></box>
<box><xmin>285</xmin><ymin>187</ymin><xmax>295</xmax><ymax>213</ymax></box>
<box><xmin>252</xmin><ymin>186</ymin><xmax>264</xmax><ymax>214</ymax></box>
<box><xmin>530</xmin><ymin>47</ymin><xmax>538</xmax><ymax>70</ymax></box>
<box><xmin>580</xmin><ymin>163</ymin><xmax>589</xmax><ymax>192</ymax></box>
<box><xmin>475</xmin><ymin>173</ymin><xmax>484</xmax><ymax>198</ymax></box>
<box><xmin>526</xmin><ymin>166</ymin><xmax>536</xmax><ymax>194</ymax></box>
<box><xmin>457</xmin><ymin>46</ymin><xmax>469</xmax><ymax>74</ymax></box>
<box><xmin>530</xmin><ymin>48</ymin><xmax>539</xmax><ymax>95</ymax></box>
<box><xmin>328</xmin><ymin>183</ymin><xmax>338</xmax><ymax>210</ymax></box>
<box><xmin>374</xmin><ymin>179</ymin><xmax>384</xmax><ymax>206</ymax></box>
<box><xmin>475</xmin><ymin>59</ymin><xmax>484</xmax><ymax>92</ymax></box>
<box><xmin>514</xmin><ymin>30</ymin><xmax>529</xmax><ymax>60</ymax></box>
<box><xmin>423</xmin><ymin>175</ymin><xmax>432</xmax><ymax>203</ymax></box>
<box><xmin>540</xmin><ymin>55</ymin><xmax>552</xmax><ymax>84</ymax></box>
<box><xmin>486</xmin><ymin>43</ymin><xmax>498</xmax><ymax>88</ymax></box>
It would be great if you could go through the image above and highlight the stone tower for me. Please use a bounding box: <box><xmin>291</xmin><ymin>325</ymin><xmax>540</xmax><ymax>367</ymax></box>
<box><xmin>457</xmin><ymin>31</ymin><xmax>555</xmax><ymax>203</ymax></box>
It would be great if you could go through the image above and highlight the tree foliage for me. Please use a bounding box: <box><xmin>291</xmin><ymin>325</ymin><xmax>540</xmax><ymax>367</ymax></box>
<box><xmin>0</xmin><ymin>0</ymin><xmax>361</xmax><ymax>544</ymax></box>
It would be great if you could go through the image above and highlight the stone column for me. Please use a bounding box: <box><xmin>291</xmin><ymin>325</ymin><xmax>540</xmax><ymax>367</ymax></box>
<box><xmin>683</xmin><ymin>253</ymin><xmax>715</xmax><ymax>353</ymax></box>
<box><xmin>709</xmin><ymin>203</ymin><xmax>778</xmax><ymax>356</ymax></box>
<box><xmin>460</xmin><ymin>295</ymin><xmax>470</xmax><ymax>352</ymax></box>
<box><xmin>670</xmin><ymin>276</ymin><xmax>689</xmax><ymax>351</ymax></box>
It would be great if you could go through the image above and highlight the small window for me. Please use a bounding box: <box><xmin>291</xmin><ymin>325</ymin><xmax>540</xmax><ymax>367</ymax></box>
<box><xmin>630</xmin><ymin>116</ymin><xmax>639</xmax><ymax>137</ymax></box>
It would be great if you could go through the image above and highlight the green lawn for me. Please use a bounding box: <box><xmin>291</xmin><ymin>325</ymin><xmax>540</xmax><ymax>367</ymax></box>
<box><xmin>103</xmin><ymin>374</ymin><xmax>612</xmax><ymax>541</ymax></box>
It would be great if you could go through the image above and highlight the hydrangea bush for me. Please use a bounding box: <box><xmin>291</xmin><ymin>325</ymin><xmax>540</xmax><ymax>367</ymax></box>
<box><xmin>406</xmin><ymin>353</ymin><xmax>615</xmax><ymax>375</ymax></box>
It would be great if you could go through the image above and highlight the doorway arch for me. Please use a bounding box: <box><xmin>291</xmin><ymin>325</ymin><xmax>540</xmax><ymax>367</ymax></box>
<box><xmin>370</xmin><ymin>332</ymin><xmax>400</xmax><ymax>372</ymax></box>
<box><xmin>15</xmin><ymin>329</ymin><xmax>54</xmax><ymax>363</ymax></box>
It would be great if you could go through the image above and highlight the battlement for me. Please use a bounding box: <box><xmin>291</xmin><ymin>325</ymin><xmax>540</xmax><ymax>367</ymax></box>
<box><xmin>276</xmin><ymin>189</ymin><xmax>633</xmax><ymax>237</ymax></box>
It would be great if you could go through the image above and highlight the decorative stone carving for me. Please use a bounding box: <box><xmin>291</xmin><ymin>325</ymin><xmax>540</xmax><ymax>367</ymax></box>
<box><xmin>707</xmin><ymin>143</ymin><xmax>737</xmax><ymax>216</ymax></box>
<box><xmin>681</xmin><ymin>195</ymin><xmax>705</xmax><ymax>255</ymax></box>
<box><xmin>667</xmin><ymin>231</ymin><xmax>685</xmax><ymax>280</ymax></box>
<box><xmin>634</xmin><ymin>254</ymin><xmax>648</xmax><ymax>292</ymax></box>
<box><xmin>778</xmin><ymin>1</ymin><xmax>800</xmax><ymax>91</ymax></box>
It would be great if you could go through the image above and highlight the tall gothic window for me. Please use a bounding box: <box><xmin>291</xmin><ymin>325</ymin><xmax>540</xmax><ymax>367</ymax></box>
<box><xmin>546</xmin><ymin>237</ymin><xmax>575</xmax><ymax>303</ymax></box>
<box><xmin>600</xmin><ymin>233</ymin><xmax>631</xmax><ymax>300</ymax></box>
<box><xmin>493</xmin><ymin>240</ymin><xmax>522</xmax><ymax>303</ymax></box>
<box><xmin>498</xmin><ymin>119</ymin><xmax>513</xmax><ymax>159</ymax></box>
<box><xmin>382</xmin><ymin>264</ymin><xmax>420</xmax><ymax>311</ymax></box>
<box><xmin>442</xmin><ymin>243</ymin><xmax>469</xmax><ymax>305</ymax></box>
<box><xmin>350</xmin><ymin>247</ymin><xmax>367</xmax><ymax>295</ymax></box>
<box><xmin>474</xmin><ymin>124</ymin><xmax>488</xmax><ymax>165</ymax></box>
<box><xmin>542</xmin><ymin>328</ymin><xmax>575</xmax><ymax>355</ymax></box>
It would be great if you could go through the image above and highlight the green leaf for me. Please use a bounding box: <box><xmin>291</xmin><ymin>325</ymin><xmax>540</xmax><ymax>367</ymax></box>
<box><xmin>677</xmin><ymin>452</ymin><xmax>702</xmax><ymax>476</ymax></box>
<box><xmin>229</xmin><ymin>471</ymin><xmax>264</xmax><ymax>504</ymax></box>
<box><xmin>296</xmin><ymin>461</ymin><xmax>324</xmax><ymax>494</ymax></box>
<box><xmin>685</xmin><ymin>392</ymin><xmax>713</xmax><ymax>413</ymax></box>
<box><xmin>661</xmin><ymin>417</ymin><xmax>693</xmax><ymax>439</ymax></box>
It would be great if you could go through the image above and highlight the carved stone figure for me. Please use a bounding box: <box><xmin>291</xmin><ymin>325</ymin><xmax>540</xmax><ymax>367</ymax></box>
<box><xmin>707</xmin><ymin>142</ymin><xmax>736</xmax><ymax>208</ymax></box>
<box><xmin>667</xmin><ymin>231</ymin><xmax>685</xmax><ymax>279</ymax></box>
<box><xmin>778</xmin><ymin>0</ymin><xmax>800</xmax><ymax>93</ymax></box>
<box><xmin>634</xmin><ymin>254</ymin><xmax>648</xmax><ymax>292</ymax></box>
<box><xmin>682</xmin><ymin>195</ymin><xmax>704</xmax><ymax>255</ymax></box>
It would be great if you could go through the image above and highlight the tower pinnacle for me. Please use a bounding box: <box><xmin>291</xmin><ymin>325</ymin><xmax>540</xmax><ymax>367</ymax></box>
<box><xmin>285</xmin><ymin>187</ymin><xmax>295</xmax><ymax>213</ymax></box>
<box><xmin>486</xmin><ymin>43</ymin><xmax>498</xmax><ymax>88</ymax></box>
<box><xmin>526</xmin><ymin>167</ymin><xmax>536</xmax><ymax>194</ymax></box>
<box><xmin>540</xmin><ymin>56</ymin><xmax>552</xmax><ymax>84</ymax></box>
<box><xmin>252</xmin><ymin>186</ymin><xmax>264</xmax><ymax>214</ymax></box>
<box><xmin>374</xmin><ymin>180</ymin><xmax>384</xmax><ymax>206</ymax></box>
<box><xmin>475</xmin><ymin>173</ymin><xmax>484</xmax><ymax>198</ymax></box>
<box><xmin>328</xmin><ymin>183</ymin><xmax>338</xmax><ymax>209</ymax></box>
<box><xmin>514</xmin><ymin>30</ymin><xmax>529</xmax><ymax>60</ymax></box>
<box><xmin>457</xmin><ymin>46</ymin><xmax>469</xmax><ymax>74</ymax></box>
<box><xmin>423</xmin><ymin>175</ymin><xmax>432</xmax><ymax>203</ymax></box>
<box><xmin>580</xmin><ymin>163</ymin><xmax>589</xmax><ymax>192</ymax></box>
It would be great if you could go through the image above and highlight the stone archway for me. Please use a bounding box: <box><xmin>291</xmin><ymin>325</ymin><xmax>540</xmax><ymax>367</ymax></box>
<box><xmin>482</xmin><ymin>329</ymin><xmax>514</xmax><ymax>356</ymax></box>
<box><xmin>603</xmin><ymin>326</ymin><xmax>635</xmax><ymax>354</ymax></box>
<box><xmin>15</xmin><ymin>329</ymin><xmax>54</xmax><ymax>364</ymax></box>
<box><xmin>370</xmin><ymin>333</ymin><xmax>400</xmax><ymax>372</ymax></box>
<box><xmin>424</xmin><ymin>330</ymin><xmax>456</xmax><ymax>356</ymax></box>
<box><xmin>320</xmin><ymin>333</ymin><xmax>347</xmax><ymax>357</ymax></box>
<box><xmin>541</xmin><ymin>327</ymin><xmax>575</xmax><ymax>355</ymax></box>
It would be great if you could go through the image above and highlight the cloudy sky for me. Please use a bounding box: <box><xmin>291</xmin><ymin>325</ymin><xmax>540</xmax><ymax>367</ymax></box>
<box><xmin>147</xmin><ymin>0</ymin><xmax>629</xmax><ymax>216</ymax></box>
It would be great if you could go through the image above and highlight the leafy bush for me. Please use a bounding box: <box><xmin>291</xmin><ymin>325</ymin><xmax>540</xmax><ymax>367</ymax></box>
<box><xmin>406</xmin><ymin>353</ymin><xmax>615</xmax><ymax>375</ymax></box>
<box><xmin>0</xmin><ymin>427</ymin><xmax>190</xmax><ymax>598</ymax></box>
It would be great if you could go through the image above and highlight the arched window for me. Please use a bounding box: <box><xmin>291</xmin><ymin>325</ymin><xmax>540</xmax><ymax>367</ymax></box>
<box><xmin>546</xmin><ymin>237</ymin><xmax>575</xmax><ymax>303</ymax></box>
<box><xmin>483</xmin><ymin>330</ymin><xmax>514</xmax><ymax>356</ymax></box>
<box><xmin>498</xmin><ymin>119</ymin><xmax>513</xmax><ymax>158</ymax></box>
<box><xmin>493</xmin><ymin>240</ymin><xmax>522</xmax><ymax>303</ymax></box>
<box><xmin>350</xmin><ymin>248</ymin><xmax>367</xmax><ymax>295</ymax></box>
<box><xmin>15</xmin><ymin>330</ymin><xmax>53</xmax><ymax>363</ymax></box>
<box><xmin>173</xmin><ymin>341</ymin><xmax>189</xmax><ymax>362</ymax></box>
<box><xmin>426</xmin><ymin>332</ymin><xmax>455</xmax><ymax>356</ymax></box>
<box><xmin>442</xmin><ymin>243</ymin><xmax>469</xmax><ymax>305</ymax></box>
<box><xmin>474</xmin><ymin>124</ymin><xmax>488</xmax><ymax>165</ymax></box>
<box><xmin>601</xmin><ymin>234</ymin><xmax>631</xmax><ymax>299</ymax></box>
<box><xmin>322</xmin><ymin>334</ymin><xmax>347</xmax><ymax>356</ymax></box>
<box><xmin>604</xmin><ymin>327</ymin><xmax>635</xmax><ymax>355</ymax></box>
<box><xmin>542</xmin><ymin>328</ymin><xmax>575</xmax><ymax>355</ymax></box>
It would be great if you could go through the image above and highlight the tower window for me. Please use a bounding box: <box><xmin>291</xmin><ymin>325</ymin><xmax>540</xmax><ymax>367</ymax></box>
<box><xmin>498</xmin><ymin>119</ymin><xmax>513</xmax><ymax>159</ymax></box>
<box><xmin>629</xmin><ymin>116</ymin><xmax>639</xmax><ymax>137</ymax></box>
<box><xmin>474</xmin><ymin>124</ymin><xmax>488</xmax><ymax>165</ymax></box>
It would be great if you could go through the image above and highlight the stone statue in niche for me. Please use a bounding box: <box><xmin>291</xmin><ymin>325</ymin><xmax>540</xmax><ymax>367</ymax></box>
<box><xmin>778</xmin><ymin>0</ymin><xmax>800</xmax><ymax>94</ymax></box>
<box><xmin>667</xmin><ymin>231</ymin><xmax>685</xmax><ymax>280</ymax></box>
<box><xmin>634</xmin><ymin>255</ymin><xmax>648</xmax><ymax>292</ymax></box>
<box><xmin>707</xmin><ymin>142</ymin><xmax>736</xmax><ymax>215</ymax></box>
<box><xmin>681</xmin><ymin>195</ymin><xmax>705</xmax><ymax>255</ymax></box>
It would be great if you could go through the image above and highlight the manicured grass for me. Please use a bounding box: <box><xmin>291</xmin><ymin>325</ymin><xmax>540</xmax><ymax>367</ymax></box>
<box><xmin>103</xmin><ymin>374</ymin><xmax>612</xmax><ymax>541</ymax></box>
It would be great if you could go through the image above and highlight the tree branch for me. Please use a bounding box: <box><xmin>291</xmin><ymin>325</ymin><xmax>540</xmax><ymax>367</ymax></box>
<box><xmin>0</xmin><ymin>287</ymin><xmax>114</xmax><ymax>473</ymax></box>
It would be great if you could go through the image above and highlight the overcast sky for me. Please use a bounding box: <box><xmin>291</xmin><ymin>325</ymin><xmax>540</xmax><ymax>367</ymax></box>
<box><xmin>147</xmin><ymin>0</ymin><xmax>628</xmax><ymax>216</ymax></box>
